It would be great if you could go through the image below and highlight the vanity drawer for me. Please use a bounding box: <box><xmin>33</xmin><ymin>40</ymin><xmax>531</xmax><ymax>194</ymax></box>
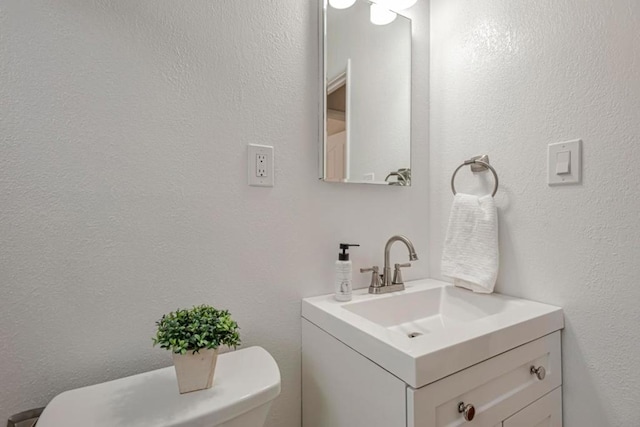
<box><xmin>407</xmin><ymin>331</ymin><xmax>561</xmax><ymax>427</ymax></box>
<box><xmin>503</xmin><ymin>387</ymin><xmax>562</xmax><ymax>427</ymax></box>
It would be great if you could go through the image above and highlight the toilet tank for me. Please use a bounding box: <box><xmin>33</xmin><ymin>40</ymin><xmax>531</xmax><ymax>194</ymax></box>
<box><xmin>37</xmin><ymin>346</ymin><xmax>281</xmax><ymax>427</ymax></box>
<box><xmin>216</xmin><ymin>402</ymin><xmax>273</xmax><ymax>427</ymax></box>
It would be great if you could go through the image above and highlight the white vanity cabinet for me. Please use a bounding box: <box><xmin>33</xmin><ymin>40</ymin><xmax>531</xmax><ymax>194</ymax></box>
<box><xmin>302</xmin><ymin>320</ymin><xmax>563</xmax><ymax>427</ymax></box>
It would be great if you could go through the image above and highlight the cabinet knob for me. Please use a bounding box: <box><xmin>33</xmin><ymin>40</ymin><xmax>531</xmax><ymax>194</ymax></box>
<box><xmin>458</xmin><ymin>402</ymin><xmax>476</xmax><ymax>421</ymax></box>
<box><xmin>530</xmin><ymin>365</ymin><xmax>546</xmax><ymax>380</ymax></box>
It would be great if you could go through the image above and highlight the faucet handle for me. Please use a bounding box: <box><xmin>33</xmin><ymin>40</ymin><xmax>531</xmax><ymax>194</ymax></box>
<box><xmin>392</xmin><ymin>263</ymin><xmax>411</xmax><ymax>285</ymax></box>
<box><xmin>360</xmin><ymin>266</ymin><xmax>382</xmax><ymax>289</ymax></box>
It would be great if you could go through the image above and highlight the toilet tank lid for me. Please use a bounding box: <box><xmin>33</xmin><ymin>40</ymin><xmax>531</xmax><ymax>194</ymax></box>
<box><xmin>37</xmin><ymin>346</ymin><xmax>281</xmax><ymax>427</ymax></box>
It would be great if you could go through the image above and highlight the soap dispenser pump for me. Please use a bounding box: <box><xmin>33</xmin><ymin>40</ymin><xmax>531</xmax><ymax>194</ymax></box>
<box><xmin>335</xmin><ymin>243</ymin><xmax>360</xmax><ymax>302</ymax></box>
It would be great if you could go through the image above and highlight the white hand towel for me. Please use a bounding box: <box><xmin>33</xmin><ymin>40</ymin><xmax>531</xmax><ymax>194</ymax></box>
<box><xmin>441</xmin><ymin>193</ymin><xmax>499</xmax><ymax>293</ymax></box>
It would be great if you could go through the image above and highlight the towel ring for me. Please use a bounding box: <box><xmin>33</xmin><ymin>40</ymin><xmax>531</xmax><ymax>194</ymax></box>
<box><xmin>451</xmin><ymin>156</ymin><xmax>499</xmax><ymax>197</ymax></box>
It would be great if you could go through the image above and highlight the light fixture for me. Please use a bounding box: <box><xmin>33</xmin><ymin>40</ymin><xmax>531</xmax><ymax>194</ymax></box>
<box><xmin>370</xmin><ymin>3</ymin><xmax>397</xmax><ymax>25</ymax></box>
<box><xmin>329</xmin><ymin>0</ymin><xmax>357</xmax><ymax>9</ymax></box>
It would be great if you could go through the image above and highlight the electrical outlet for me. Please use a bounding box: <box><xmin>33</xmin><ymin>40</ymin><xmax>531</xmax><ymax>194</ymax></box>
<box><xmin>257</xmin><ymin>154</ymin><xmax>267</xmax><ymax>177</ymax></box>
<box><xmin>248</xmin><ymin>144</ymin><xmax>274</xmax><ymax>187</ymax></box>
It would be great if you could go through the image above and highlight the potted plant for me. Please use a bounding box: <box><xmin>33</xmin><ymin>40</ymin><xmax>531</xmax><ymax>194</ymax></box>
<box><xmin>153</xmin><ymin>305</ymin><xmax>241</xmax><ymax>393</ymax></box>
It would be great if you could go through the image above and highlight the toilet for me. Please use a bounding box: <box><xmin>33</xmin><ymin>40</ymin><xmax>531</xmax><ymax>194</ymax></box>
<box><xmin>37</xmin><ymin>346</ymin><xmax>281</xmax><ymax>427</ymax></box>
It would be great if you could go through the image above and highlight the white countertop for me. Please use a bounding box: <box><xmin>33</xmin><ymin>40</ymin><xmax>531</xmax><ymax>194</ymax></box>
<box><xmin>302</xmin><ymin>279</ymin><xmax>564</xmax><ymax>388</ymax></box>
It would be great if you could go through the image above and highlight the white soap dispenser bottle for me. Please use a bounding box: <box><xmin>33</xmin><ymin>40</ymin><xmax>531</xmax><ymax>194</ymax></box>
<box><xmin>335</xmin><ymin>243</ymin><xmax>359</xmax><ymax>302</ymax></box>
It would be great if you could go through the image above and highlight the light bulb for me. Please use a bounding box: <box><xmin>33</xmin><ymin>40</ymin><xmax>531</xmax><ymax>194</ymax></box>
<box><xmin>370</xmin><ymin>3</ymin><xmax>397</xmax><ymax>25</ymax></box>
<box><xmin>329</xmin><ymin>0</ymin><xmax>357</xmax><ymax>9</ymax></box>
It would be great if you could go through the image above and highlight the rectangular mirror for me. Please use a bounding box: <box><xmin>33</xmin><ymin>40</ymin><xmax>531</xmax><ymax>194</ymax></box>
<box><xmin>319</xmin><ymin>0</ymin><xmax>412</xmax><ymax>186</ymax></box>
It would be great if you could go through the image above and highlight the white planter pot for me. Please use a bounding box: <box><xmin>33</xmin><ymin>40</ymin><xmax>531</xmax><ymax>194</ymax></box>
<box><xmin>172</xmin><ymin>348</ymin><xmax>219</xmax><ymax>394</ymax></box>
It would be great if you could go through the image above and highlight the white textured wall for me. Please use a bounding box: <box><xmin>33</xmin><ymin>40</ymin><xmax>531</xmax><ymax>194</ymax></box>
<box><xmin>0</xmin><ymin>0</ymin><xmax>429</xmax><ymax>424</ymax></box>
<box><xmin>430</xmin><ymin>1</ymin><xmax>640</xmax><ymax>425</ymax></box>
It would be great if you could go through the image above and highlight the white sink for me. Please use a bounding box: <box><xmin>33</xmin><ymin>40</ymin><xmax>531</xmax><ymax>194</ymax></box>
<box><xmin>343</xmin><ymin>284</ymin><xmax>510</xmax><ymax>336</ymax></box>
<box><xmin>302</xmin><ymin>279</ymin><xmax>563</xmax><ymax>388</ymax></box>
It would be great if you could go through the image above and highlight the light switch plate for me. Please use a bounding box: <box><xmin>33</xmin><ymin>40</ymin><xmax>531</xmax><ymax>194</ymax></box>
<box><xmin>548</xmin><ymin>139</ymin><xmax>582</xmax><ymax>185</ymax></box>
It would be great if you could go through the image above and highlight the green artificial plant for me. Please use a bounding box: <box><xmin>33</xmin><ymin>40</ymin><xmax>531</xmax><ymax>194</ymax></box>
<box><xmin>153</xmin><ymin>305</ymin><xmax>241</xmax><ymax>355</ymax></box>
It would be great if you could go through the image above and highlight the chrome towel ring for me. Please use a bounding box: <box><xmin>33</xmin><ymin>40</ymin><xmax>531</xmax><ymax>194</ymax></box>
<box><xmin>450</xmin><ymin>155</ymin><xmax>499</xmax><ymax>197</ymax></box>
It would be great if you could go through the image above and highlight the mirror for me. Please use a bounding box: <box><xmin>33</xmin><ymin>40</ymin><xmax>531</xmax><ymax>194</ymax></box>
<box><xmin>320</xmin><ymin>0</ymin><xmax>412</xmax><ymax>185</ymax></box>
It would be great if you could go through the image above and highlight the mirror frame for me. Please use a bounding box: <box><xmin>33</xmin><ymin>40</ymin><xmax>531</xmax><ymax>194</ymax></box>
<box><xmin>318</xmin><ymin>0</ymin><xmax>413</xmax><ymax>185</ymax></box>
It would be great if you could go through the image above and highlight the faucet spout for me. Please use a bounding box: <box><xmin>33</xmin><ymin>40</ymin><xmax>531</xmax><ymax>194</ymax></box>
<box><xmin>383</xmin><ymin>235</ymin><xmax>418</xmax><ymax>287</ymax></box>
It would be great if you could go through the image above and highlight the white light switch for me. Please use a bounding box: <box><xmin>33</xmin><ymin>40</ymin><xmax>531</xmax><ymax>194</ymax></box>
<box><xmin>556</xmin><ymin>151</ymin><xmax>571</xmax><ymax>175</ymax></box>
<box><xmin>548</xmin><ymin>140</ymin><xmax>581</xmax><ymax>185</ymax></box>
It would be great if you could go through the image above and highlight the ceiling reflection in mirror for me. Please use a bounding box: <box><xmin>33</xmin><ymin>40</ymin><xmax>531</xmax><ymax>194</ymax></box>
<box><xmin>321</xmin><ymin>0</ymin><xmax>412</xmax><ymax>185</ymax></box>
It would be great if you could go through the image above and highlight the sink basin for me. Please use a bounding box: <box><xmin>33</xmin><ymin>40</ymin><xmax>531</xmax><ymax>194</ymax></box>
<box><xmin>343</xmin><ymin>284</ymin><xmax>509</xmax><ymax>337</ymax></box>
<box><xmin>302</xmin><ymin>279</ymin><xmax>563</xmax><ymax>388</ymax></box>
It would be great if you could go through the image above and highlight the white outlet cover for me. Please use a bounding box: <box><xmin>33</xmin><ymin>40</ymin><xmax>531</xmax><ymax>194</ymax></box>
<box><xmin>548</xmin><ymin>139</ymin><xmax>582</xmax><ymax>185</ymax></box>
<box><xmin>248</xmin><ymin>144</ymin><xmax>274</xmax><ymax>187</ymax></box>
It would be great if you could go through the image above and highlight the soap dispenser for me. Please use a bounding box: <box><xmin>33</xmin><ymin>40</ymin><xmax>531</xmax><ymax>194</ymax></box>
<box><xmin>335</xmin><ymin>243</ymin><xmax>359</xmax><ymax>302</ymax></box>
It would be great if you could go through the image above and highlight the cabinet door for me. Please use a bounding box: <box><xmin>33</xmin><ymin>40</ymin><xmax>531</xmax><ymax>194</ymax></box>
<box><xmin>302</xmin><ymin>320</ymin><xmax>407</xmax><ymax>427</ymax></box>
<box><xmin>407</xmin><ymin>332</ymin><xmax>561</xmax><ymax>427</ymax></box>
<box><xmin>504</xmin><ymin>388</ymin><xmax>562</xmax><ymax>427</ymax></box>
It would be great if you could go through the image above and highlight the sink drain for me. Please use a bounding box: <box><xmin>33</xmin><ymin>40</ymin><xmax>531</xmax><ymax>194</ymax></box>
<box><xmin>407</xmin><ymin>332</ymin><xmax>423</xmax><ymax>338</ymax></box>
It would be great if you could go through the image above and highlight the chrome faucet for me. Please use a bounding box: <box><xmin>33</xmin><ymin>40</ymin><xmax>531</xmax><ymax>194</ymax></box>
<box><xmin>360</xmin><ymin>235</ymin><xmax>418</xmax><ymax>294</ymax></box>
